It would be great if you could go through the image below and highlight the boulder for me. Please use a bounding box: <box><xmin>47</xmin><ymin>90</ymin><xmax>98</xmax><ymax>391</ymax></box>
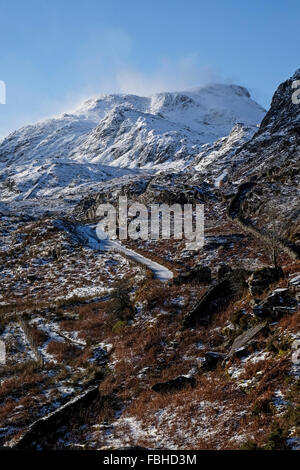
<box><xmin>27</xmin><ymin>274</ymin><xmax>38</xmax><ymax>284</ymax></box>
<box><xmin>193</xmin><ymin>266</ymin><xmax>212</xmax><ymax>283</ymax></box>
<box><xmin>199</xmin><ymin>351</ymin><xmax>226</xmax><ymax>370</ymax></box>
<box><xmin>88</xmin><ymin>346</ymin><xmax>108</xmax><ymax>365</ymax></box>
<box><xmin>152</xmin><ymin>375</ymin><xmax>196</xmax><ymax>394</ymax></box>
<box><xmin>247</xmin><ymin>266</ymin><xmax>284</xmax><ymax>296</ymax></box>
<box><xmin>225</xmin><ymin>322</ymin><xmax>267</xmax><ymax>359</ymax></box>
<box><xmin>13</xmin><ymin>386</ymin><xmax>100</xmax><ymax>449</ymax></box>
<box><xmin>253</xmin><ymin>288</ymin><xmax>297</xmax><ymax>320</ymax></box>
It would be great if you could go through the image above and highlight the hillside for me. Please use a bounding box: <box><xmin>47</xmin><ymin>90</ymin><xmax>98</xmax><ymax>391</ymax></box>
<box><xmin>0</xmin><ymin>71</ymin><xmax>299</xmax><ymax>451</ymax></box>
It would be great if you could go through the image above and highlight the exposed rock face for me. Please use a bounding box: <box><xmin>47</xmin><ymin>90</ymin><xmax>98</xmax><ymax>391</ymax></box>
<box><xmin>13</xmin><ymin>386</ymin><xmax>100</xmax><ymax>450</ymax></box>
<box><xmin>138</xmin><ymin>172</ymin><xmax>217</xmax><ymax>205</ymax></box>
<box><xmin>152</xmin><ymin>376</ymin><xmax>196</xmax><ymax>394</ymax></box>
<box><xmin>229</xmin><ymin>69</ymin><xmax>300</xmax><ymax>182</ymax></box>
<box><xmin>183</xmin><ymin>269</ymin><xmax>249</xmax><ymax>327</ymax></box>
<box><xmin>226</xmin><ymin>323</ymin><xmax>267</xmax><ymax>359</ymax></box>
<box><xmin>189</xmin><ymin>123</ymin><xmax>258</xmax><ymax>184</ymax></box>
<box><xmin>218</xmin><ymin>263</ymin><xmax>233</xmax><ymax>280</ymax></box>
<box><xmin>253</xmin><ymin>288</ymin><xmax>297</xmax><ymax>320</ymax></box>
<box><xmin>74</xmin><ymin>171</ymin><xmax>217</xmax><ymax>222</ymax></box>
<box><xmin>74</xmin><ymin>176</ymin><xmax>152</xmax><ymax>222</ymax></box>
<box><xmin>247</xmin><ymin>267</ymin><xmax>284</xmax><ymax>296</ymax></box>
<box><xmin>225</xmin><ymin>70</ymin><xmax>300</xmax><ymax>253</ymax></box>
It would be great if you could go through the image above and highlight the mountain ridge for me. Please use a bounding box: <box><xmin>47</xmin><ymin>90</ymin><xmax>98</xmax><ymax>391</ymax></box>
<box><xmin>0</xmin><ymin>83</ymin><xmax>265</xmax><ymax>203</ymax></box>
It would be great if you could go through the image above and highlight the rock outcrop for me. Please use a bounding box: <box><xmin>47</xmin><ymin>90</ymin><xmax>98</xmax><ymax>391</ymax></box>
<box><xmin>248</xmin><ymin>267</ymin><xmax>284</xmax><ymax>296</ymax></box>
<box><xmin>183</xmin><ymin>269</ymin><xmax>249</xmax><ymax>327</ymax></box>
<box><xmin>253</xmin><ymin>288</ymin><xmax>297</xmax><ymax>320</ymax></box>
<box><xmin>152</xmin><ymin>376</ymin><xmax>196</xmax><ymax>394</ymax></box>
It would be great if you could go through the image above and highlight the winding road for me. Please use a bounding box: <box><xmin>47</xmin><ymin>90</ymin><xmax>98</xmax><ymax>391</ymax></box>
<box><xmin>74</xmin><ymin>224</ymin><xmax>174</xmax><ymax>282</ymax></box>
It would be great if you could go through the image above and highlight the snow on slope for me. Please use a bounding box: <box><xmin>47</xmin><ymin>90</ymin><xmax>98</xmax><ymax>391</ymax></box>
<box><xmin>0</xmin><ymin>84</ymin><xmax>265</xmax><ymax>201</ymax></box>
<box><xmin>188</xmin><ymin>123</ymin><xmax>258</xmax><ymax>185</ymax></box>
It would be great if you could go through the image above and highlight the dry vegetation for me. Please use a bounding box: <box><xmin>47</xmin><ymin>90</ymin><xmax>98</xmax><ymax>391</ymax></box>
<box><xmin>0</xmin><ymin>209</ymin><xmax>299</xmax><ymax>450</ymax></box>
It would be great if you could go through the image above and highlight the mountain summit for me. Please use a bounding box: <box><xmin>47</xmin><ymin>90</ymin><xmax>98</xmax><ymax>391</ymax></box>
<box><xmin>0</xmin><ymin>84</ymin><xmax>265</xmax><ymax>202</ymax></box>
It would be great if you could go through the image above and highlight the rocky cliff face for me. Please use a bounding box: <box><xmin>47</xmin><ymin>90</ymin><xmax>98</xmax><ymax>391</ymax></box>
<box><xmin>222</xmin><ymin>71</ymin><xmax>300</xmax><ymax>247</ymax></box>
<box><xmin>228</xmin><ymin>69</ymin><xmax>300</xmax><ymax>182</ymax></box>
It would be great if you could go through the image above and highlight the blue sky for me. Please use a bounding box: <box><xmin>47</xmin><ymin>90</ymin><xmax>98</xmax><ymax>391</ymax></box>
<box><xmin>0</xmin><ymin>0</ymin><xmax>299</xmax><ymax>138</ymax></box>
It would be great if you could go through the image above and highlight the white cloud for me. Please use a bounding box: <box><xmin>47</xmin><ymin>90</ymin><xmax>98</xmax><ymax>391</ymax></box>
<box><xmin>115</xmin><ymin>54</ymin><xmax>221</xmax><ymax>96</ymax></box>
<box><xmin>0</xmin><ymin>27</ymin><xmax>226</xmax><ymax>138</ymax></box>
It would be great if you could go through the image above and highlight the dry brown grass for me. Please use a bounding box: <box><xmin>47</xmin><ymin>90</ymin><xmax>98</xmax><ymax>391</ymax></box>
<box><xmin>46</xmin><ymin>340</ymin><xmax>81</xmax><ymax>363</ymax></box>
<box><xmin>240</xmin><ymin>358</ymin><xmax>274</xmax><ymax>380</ymax></box>
<box><xmin>60</xmin><ymin>300</ymin><xmax>112</xmax><ymax>344</ymax></box>
<box><xmin>278</xmin><ymin>309</ymin><xmax>300</xmax><ymax>333</ymax></box>
<box><xmin>3</xmin><ymin>210</ymin><xmax>300</xmax><ymax>449</ymax></box>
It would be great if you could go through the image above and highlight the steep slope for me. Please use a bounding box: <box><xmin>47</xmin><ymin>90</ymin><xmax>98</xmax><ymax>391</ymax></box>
<box><xmin>188</xmin><ymin>123</ymin><xmax>257</xmax><ymax>186</ymax></box>
<box><xmin>224</xmin><ymin>70</ymin><xmax>300</xmax><ymax>248</ymax></box>
<box><xmin>227</xmin><ymin>69</ymin><xmax>300</xmax><ymax>181</ymax></box>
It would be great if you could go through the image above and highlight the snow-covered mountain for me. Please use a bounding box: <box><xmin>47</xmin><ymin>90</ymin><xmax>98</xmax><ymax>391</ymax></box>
<box><xmin>0</xmin><ymin>83</ymin><xmax>265</xmax><ymax>202</ymax></box>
